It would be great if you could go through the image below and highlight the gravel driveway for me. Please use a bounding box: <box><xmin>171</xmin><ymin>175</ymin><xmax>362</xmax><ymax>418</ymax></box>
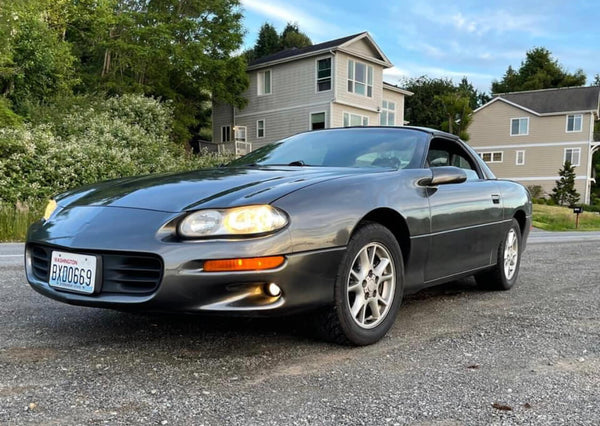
<box><xmin>0</xmin><ymin>237</ymin><xmax>598</xmax><ymax>425</ymax></box>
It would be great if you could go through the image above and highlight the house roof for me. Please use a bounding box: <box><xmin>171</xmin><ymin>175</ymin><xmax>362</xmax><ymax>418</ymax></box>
<box><xmin>476</xmin><ymin>86</ymin><xmax>600</xmax><ymax>116</ymax></box>
<box><xmin>247</xmin><ymin>32</ymin><xmax>393</xmax><ymax>70</ymax></box>
<box><xmin>383</xmin><ymin>82</ymin><xmax>413</xmax><ymax>96</ymax></box>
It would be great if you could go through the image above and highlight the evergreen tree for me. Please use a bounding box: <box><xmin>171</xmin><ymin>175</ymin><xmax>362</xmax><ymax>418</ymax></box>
<box><xmin>492</xmin><ymin>47</ymin><xmax>586</xmax><ymax>93</ymax></box>
<box><xmin>253</xmin><ymin>23</ymin><xmax>280</xmax><ymax>59</ymax></box>
<box><xmin>551</xmin><ymin>161</ymin><xmax>580</xmax><ymax>206</ymax></box>
<box><xmin>279</xmin><ymin>23</ymin><xmax>312</xmax><ymax>49</ymax></box>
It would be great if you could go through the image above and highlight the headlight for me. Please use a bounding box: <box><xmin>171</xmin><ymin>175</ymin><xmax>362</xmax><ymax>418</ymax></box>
<box><xmin>178</xmin><ymin>205</ymin><xmax>288</xmax><ymax>238</ymax></box>
<box><xmin>42</xmin><ymin>199</ymin><xmax>57</xmax><ymax>221</ymax></box>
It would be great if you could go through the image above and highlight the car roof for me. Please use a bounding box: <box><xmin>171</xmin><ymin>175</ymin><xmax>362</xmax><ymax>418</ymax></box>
<box><xmin>314</xmin><ymin>126</ymin><xmax>462</xmax><ymax>141</ymax></box>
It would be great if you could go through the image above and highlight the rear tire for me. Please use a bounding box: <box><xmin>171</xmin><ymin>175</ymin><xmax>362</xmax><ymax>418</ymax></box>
<box><xmin>315</xmin><ymin>222</ymin><xmax>404</xmax><ymax>346</ymax></box>
<box><xmin>475</xmin><ymin>218</ymin><xmax>522</xmax><ymax>291</ymax></box>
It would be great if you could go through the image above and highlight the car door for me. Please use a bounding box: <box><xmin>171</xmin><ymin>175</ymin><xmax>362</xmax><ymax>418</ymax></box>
<box><xmin>424</xmin><ymin>137</ymin><xmax>504</xmax><ymax>282</ymax></box>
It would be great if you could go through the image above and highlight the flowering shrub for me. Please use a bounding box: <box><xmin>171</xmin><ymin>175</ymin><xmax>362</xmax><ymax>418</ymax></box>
<box><xmin>0</xmin><ymin>95</ymin><xmax>233</xmax><ymax>203</ymax></box>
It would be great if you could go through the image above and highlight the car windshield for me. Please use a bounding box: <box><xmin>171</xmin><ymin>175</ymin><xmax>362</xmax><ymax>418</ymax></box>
<box><xmin>227</xmin><ymin>128</ymin><xmax>427</xmax><ymax>169</ymax></box>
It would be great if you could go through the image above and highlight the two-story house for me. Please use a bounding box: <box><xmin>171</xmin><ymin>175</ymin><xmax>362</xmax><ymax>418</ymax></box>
<box><xmin>212</xmin><ymin>32</ymin><xmax>412</xmax><ymax>155</ymax></box>
<box><xmin>469</xmin><ymin>86</ymin><xmax>600</xmax><ymax>203</ymax></box>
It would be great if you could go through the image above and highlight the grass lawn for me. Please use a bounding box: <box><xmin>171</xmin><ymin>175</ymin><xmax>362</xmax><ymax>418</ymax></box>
<box><xmin>2</xmin><ymin>201</ymin><xmax>600</xmax><ymax>242</ymax></box>
<box><xmin>0</xmin><ymin>203</ymin><xmax>44</xmax><ymax>242</ymax></box>
<box><xmin>532</xmin><ymin>203</ymin><xmax>600</xmax><ymax>231</ymax></box>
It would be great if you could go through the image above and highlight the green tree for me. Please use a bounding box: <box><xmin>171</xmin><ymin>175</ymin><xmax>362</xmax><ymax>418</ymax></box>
<box><xmin>402</xmin><ymin>76</ymin><xmax>485</xmax><ymax>139</ymax></box>
<box><xmin>0</xmin><ymin>0</ymin><xmax>77</xmax><ymax>115</ymax></box>
<box><xmin>435</xmin><ymin>92</ymin><xmax>473</xmax><ymax>140</ymax></box>
<box><xmin>492</xmin><ymin>47</ymin><xmax>586</xmax><ymax>93</ymax></box>
<box><xmin>250</xmin><ymin>23</ymin><xmax>280</xmax><ymax>60</ymax></box>
<box><xmin>279</xmin><ymin>22</ymin><xmax>312</xmax><ymax>50</ymax></box>
<box><xmin>551</xmin><ymin>161</ymin><xmax>580</xmax><ymax>206</ymax></box>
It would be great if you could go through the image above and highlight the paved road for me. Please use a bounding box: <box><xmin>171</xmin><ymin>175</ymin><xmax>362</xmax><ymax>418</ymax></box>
<box><xmin>1</xmin><ymin>238</ymin><xmax>598</xmax><ymax>424</ymax></box>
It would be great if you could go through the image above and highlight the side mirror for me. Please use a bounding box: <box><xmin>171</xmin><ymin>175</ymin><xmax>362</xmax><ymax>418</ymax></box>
<box><xmin>419</xmin><ymin>166</ymin><xmax>467</xmax><ymax>186</ymax></box>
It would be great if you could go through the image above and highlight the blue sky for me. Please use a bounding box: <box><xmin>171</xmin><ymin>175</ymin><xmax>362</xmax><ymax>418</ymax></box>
<box><xmin>239</xmin><ymin>0</ymin><xmax>600</xmax><ymax>93</ymax></box>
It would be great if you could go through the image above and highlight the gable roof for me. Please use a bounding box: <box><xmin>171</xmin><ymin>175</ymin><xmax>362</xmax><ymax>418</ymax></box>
<box><xmin>247</xmin><ymin>32</ymin><xmax>393</xmax><ymax>70</ymax></box>
<box><xmin>475</xmin><ymin>86</ymin><xmax>600</xmax><ymax>116</ymax></box>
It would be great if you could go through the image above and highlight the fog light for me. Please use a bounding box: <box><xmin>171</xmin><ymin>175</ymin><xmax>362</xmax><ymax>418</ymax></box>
<box><xmin>265</xmin><ymin>283</ymin><xmax>281</xmax><ymax>297</ymax></box>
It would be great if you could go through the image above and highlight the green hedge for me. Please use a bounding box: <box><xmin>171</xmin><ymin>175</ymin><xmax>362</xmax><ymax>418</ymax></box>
<box><xmin>0</xmin><ymin>94</ymin><xmax>232</xmax><ymax>204</ymax></box>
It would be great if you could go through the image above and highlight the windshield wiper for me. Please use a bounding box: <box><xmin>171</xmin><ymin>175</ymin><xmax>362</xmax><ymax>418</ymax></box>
<box><xmin>287</xmin><ymin>160</ymin><xmax>305</xmax><ymax>166</ymax></box>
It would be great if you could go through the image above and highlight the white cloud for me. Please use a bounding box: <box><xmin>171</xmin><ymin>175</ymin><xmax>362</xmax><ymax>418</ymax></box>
<box><xmin>383</xmin><ymin>66</ymin><xmax>411</xmax><ymax>83</ymax></box>
<box><xmin>241</xmin><ymin>0</ymin><xmax>342</xmax><ymax>37</ymax></box>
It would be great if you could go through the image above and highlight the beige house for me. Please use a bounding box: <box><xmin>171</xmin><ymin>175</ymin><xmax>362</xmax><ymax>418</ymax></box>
<box><xmin>212</xmin><ymin>32</ymin><xmax>412</xmax><ymax>155</ymax></box>
<box><xmin>469</xmin><ymin>86</ymin><xmax>600</xmax><ymax>203</ymax></box>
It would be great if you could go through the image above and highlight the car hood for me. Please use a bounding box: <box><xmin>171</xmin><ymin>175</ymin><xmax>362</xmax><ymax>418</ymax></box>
<box><xmin>55</xmin><ymin>166</ymin><xmax>385</xmax><ymax>212</ymax></box>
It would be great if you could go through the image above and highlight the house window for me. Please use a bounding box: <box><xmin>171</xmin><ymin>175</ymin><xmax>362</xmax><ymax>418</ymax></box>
<box><xmin>310</xmin><ymin>112</ymin><xmax>325</xmax><ymax>130</ymax></box>
<box><xmin>347</xmin><ymin>60</ymin><xmax>373</xmax><ymax>97</ymax></box>
<box><xmin>380</xmin><ymin>100</ymin><xmax>395</xmax><ymax>126</ymax></box>
<box><xmin>343</xmin><ymin>112</ymin><xmax>369</xmax><ymax>127</ymax></box>
<box><xmin>221</xmin><ymin>125</ymin><xmax>231</xmax><ymax>142</ymax></box>
<box><xmin>566</xmin><ymin>114</ymin><xmax>583</xmax><ymax>132</ymax></box>
<box><xmin>316</xmin><ymin>58</ymin><xmax>331</xmax><ymax>92</ymax></box>
<box><xmin>234</xmin><ymin>126</ymin><xmax>247</xmax><ymax>142</ymax></box>
<box><xmin>510</xmin><ymin>117</ymin><xmax>529</xmax><ymax>136</ymax></box>
<box><xmin>480</xmin><ymin>151</ymin><xmax>503</xmax><ymax>163</ymax></box>
<box><xmin>564</xmin><ymin>148</ymin><xmax>581</xmax><ymax>166</ymax></box>
<box><xmin>257</xmin><ymin>120</ymin><xmax>265</xmax><ymax>138</ymax></box>
<box><xmin>257</xmin><ymin>70</ymin><xmax>271</xmax><ymax>95</ymax></box>
<box><xmin>516</xmin><ymin>150</ymin><xmax>525</xmax><ymax>166</ymax></box>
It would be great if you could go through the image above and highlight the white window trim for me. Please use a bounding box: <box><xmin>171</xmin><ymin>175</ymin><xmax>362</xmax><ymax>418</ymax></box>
<box><xmin>315</xmin><ymin>57</ymin><xmax>332</xmax><ymax>94</ymax></box>
<box><xmin>343</xmin><ymin>111</ymin><xmax>369</xmax><ymax>127</ymax></box>
<box><xmin>565</xmin><ymin>114</ymin><xmax>583</xmax><ymax>133</ymax></box>
<box><xmin>380</xmin><ymin>100</ymin><xmax>396</xmax><ymax>126</ymax></box>
<box><xmin>510</xmin><ymin>117</ymin><xmax>529</xmax><ymax>136</ymax></box>
<box><xmin>479</xmin><ymin>151</ymin><xmax>504</xmax><ymax>163</ymax></box>
<box><xmin>234</xmin><ymin>125</ymin><xmax>247</xmax><ymax>142</ymax></box>
<box><xmin>309</xmin><ymin>111</ymin><xmax>327</xmax><ymax>131</ymax></box>
<box><xmin>256</xmin><ymin>119</ymin><xmax>265</xmax><ymax>139</ymax></box>
<box><xmin>347</xmin><ymin>59</ymin><xmax>373</xmax><ymax>98</ymax></box>
<box><xmin>257</xmin><ymin>69</ymin><xmax>272</xmax><ymax>96</ymax></box>
<box><xmin>564</xmin><ymin>147</ymin><xmax>581</xmax><ymax>166</ymax></box>
<box><xmin>516</xmin><ymin>150</ymin><xmax>525</xmax><ymax>166</ymax></box>
<box><xmin>220</xmin><ymin>125</ymin><xmax>231</xmax><ymax>143</ymax></box>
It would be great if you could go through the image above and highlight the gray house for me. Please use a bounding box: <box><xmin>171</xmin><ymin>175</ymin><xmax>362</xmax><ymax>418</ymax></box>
<box><xmin>212</xmin><ymin>32</ymin><xmax>412</xmax><ymax>155</ymax></box>
<box><xmin>469</xmin><ymin>86</ymin><xmax>600</xmax><ymax>203</ymax></box>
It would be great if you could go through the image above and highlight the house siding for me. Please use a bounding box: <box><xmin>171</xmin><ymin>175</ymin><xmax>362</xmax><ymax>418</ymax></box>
<box><xmin>212</xmin><ymin>101</ymin><xmax>233</xmax><ymax>142</ymax></box>
<box><xmin>233</xmin><ymin>103</ymin><xmax>331</xmax><ymax>150</ymax></box>
<box><xmin>240</xmin><ymin>54</ymin><xmax>334</xmax><ymax>115</ymax></box>
<box><xmin>469</xmin><ymin>100</ymin><xmax>594</xmax><ymax>202</ymax></box>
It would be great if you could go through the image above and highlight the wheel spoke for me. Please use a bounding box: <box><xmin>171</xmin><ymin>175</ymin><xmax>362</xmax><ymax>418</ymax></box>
<box><xmin>369</xmin><ymin>246</ymin><xmax>377</xmax><ymax>267</ymax></box>
<box><xmin>368</xmin><ymin>298</ymin><xmax>380</xmax><ymax>319</ymax></box>
<box><xmin>350</xmin><ymin>294</ymin><xmax>366</xmax><ymax>319</ymax></box>
<box><xmin>348</xmin><ymin>281</ymin><xmax>362</xmax><ymax>292</ymax></box>
<box><xmin>359</xmin><ymin>249</ymin><xmax>370</xmax><ymax>273</ymax></box>
<box><xmin>373</xmin><ymin>258</ymin><xmax>390</xmax><ymax>277</ymax></box>
<box><xmin>377</xmin><ymin>295</ymin><xmax>389</xmax><ymax>306</ymax></box>
<box><xmin>350</xmin><ymin>269</ymin><xmax>365</xmax><ymax>283</ymax></box>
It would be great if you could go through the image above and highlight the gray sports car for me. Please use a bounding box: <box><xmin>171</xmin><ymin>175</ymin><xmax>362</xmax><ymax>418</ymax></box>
<box><xmin>25</xmin><ymin>127</ymin><xmax>532</xmax><ymax>345</ymax></box>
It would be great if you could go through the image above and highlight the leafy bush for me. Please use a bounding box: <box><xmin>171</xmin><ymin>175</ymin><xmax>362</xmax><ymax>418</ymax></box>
<box><xmin>526</xmin><ymin>185</ymin><xmax>544</xmax><ymax>199</ymax></box>
<box><xmin>0</xmin><ymin>94</ymin><xmax>233</xmax><ymax>204</ymax></box>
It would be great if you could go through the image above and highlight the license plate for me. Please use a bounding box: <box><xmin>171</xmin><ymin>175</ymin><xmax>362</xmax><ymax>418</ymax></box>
<box><xmin>49</xmin><ymin>251</ymin><xmax>97</xmax><ymax>294</ymax></box>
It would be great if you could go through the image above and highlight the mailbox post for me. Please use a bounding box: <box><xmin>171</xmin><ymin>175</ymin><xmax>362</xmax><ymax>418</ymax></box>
<box><xmin>573</xmin><ymin>206</ymin><xmax>583</xmax><ymax>229</ymax></box>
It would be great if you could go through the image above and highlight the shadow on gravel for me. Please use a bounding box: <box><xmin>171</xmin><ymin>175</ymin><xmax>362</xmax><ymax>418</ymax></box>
<box><xmin>26</xmin><ymin>276</ymin><xmax>487</xmax><ymax>350</ymax></box>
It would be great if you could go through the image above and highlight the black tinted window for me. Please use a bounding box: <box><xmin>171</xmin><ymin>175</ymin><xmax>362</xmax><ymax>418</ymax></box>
<box><xmin>227</xmin><ymin>129</ymin><xmax>428</xmax><ymax>169</ymax></box>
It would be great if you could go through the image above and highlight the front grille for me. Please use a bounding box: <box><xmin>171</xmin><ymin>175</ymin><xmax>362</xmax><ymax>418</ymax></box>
<box><xmin>29</xmin><ymin>245</ymin><xmax>163</xmax><ymax>295</ymax></box>
<box><xmin>103</xmin><ymin>254</ymin><xmax>162</xmax><ymax>294</ymax></box>
<box><xmin>31</xmin><ymin>246</ymin><xmax>50</xmax><ymax>282</ymax></box>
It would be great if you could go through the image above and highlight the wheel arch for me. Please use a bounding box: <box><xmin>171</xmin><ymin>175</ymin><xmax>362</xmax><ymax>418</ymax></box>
<box><xmin>513</xmin><ymin>209</ymin><xmax>527</xmax><ymax>236</ymax></box>
<box><xmin>354</xmin><ymin>208</ymin><xmax>410</xmax><ymax>266</ymax></box>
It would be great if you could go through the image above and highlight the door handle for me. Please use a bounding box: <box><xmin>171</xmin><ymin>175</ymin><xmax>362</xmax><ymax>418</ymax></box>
<box><xmin>491</xmin><ymin>194</ymin><xmax>501</xmax><ymax>204</ymax></box>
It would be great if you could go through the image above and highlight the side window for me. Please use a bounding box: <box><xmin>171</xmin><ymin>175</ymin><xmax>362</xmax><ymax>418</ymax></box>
<box><xmin>426</xmin><ymin>139</ymin><xmax>481</xmax><ymax>180</ymax></box>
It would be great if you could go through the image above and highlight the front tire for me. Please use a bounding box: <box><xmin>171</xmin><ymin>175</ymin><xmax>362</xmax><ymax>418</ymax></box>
<box><xmin>475</xmin><ymin>218</ymin><xmax>522</xmax><ymax>291</ymax></box>
<box><xmin>316</xmin><ymin>223</ymin><xmax>404</xmax><ymax>345</ymax></box>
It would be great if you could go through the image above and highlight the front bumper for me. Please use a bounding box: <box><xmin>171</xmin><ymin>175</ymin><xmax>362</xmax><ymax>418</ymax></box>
<box><xmin>25</xmin><ymin>206</ymin><xmax>346</xmax><ymax>314</ymax></box>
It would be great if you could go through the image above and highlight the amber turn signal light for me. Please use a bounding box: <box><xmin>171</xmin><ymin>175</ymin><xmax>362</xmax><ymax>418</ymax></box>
<box><xmin>203</xmin><ymin>256</ymin><xmax>285</xmax><ymax>272</ymax></box>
